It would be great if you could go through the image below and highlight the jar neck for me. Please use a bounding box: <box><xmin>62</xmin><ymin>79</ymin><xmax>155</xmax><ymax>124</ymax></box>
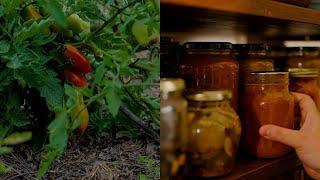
<box><xmin>189</xmin><ymin>100</ymin><xmax>231</xmax><ymax>109</ymax></box>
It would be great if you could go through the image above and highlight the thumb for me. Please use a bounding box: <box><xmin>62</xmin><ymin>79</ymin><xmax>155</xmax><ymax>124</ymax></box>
<box><xmin>259</xmin><ymin>124</ymin><xmax>302</xmax><ymax>148</ymax></box>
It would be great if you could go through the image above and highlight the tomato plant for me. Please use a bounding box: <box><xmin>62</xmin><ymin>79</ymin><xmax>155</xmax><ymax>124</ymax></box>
<box><xmin>0</xmin><ymin>0</ymin><xmax>159</xmax><ymax>178</ymax></box>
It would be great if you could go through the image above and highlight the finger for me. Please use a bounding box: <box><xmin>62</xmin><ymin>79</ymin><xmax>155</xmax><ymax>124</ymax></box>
<box><xmin>303</xmin><ymin>164</ymin><xmax>320</xmax><ymax>180</ymax></box>
<box><xmin>259</xmin><ymin>124</ymin><xmax>302</xmax><ymax>148</ymax></box>
<box><xmin>292</xmin><ymin>92</ymin><xmax>318</xmax><ymax>116</ymax></box>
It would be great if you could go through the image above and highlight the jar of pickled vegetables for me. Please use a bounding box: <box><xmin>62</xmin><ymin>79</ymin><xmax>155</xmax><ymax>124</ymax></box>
<box><xmin>180</xmin><ymin>42</ymin><xmax>239</xmax><ymax>111</ymax></box>
<box><xmin>186</xmin><ymin>91</ymin><xmax>241</xmax><ymax>177</ymax></box>
<box><xmin>235</xmin><ymin>44</ymin><xmax>274</xmax><ymax>82</ymax></box>
<box><xmin>240</xmin><ymin>72</ymin><xmax>294</xmax><ymax>158</ymax></box>
<box><xmin>161</xmin><ymin>37</ymin><xmax>180</xmax><ymax>78</ymax></box>
<box><xmin>160</xmin><ymin>78</ymin><xmax>188</xmax><ymax>179</ymax></box>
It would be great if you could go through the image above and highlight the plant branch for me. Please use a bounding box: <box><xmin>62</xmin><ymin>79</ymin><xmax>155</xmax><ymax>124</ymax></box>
<box><xmin>120</xmin><ymin>105</ymin><xmax>159</xmax><ymax>143</ymax></box>
<box><xmin>91</xmin><ymin>0</ymin><xmax>142</xmax><ymax>36</ymax></box>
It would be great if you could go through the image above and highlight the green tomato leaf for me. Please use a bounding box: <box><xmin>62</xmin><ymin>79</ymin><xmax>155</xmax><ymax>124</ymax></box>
<box><xmin>38</xmin><ymin>0</ymin><xmax>67</xmax><ymax>28</ymax></box>
<box><xmin>92</xmin><ymin>64</ymin><xmax>106</xmax><ymax>89</ymax></box>
<box><xmin>37</xmin><ymin>149</ymin><xmax>59</xmax><ymax>179</ymax></box>
<box><xmin>0</xmin><ymin>146</ymin><xmax>13</xmax><ymax>155</ymax></box>
<box><xmin>132</xmin><ymin>20</ymin><xmax>149</xmax><ymax>46</ymax></box>
<box><xmin>105</xmin><ymin>87</ymin><xmax>122</xmax><ymax>117</ymax></box>
<box><xmin>2</xmin><ymin>131</ymin><xmax>32</xmax><ymax>145</ymax></box>
<box><xmin>0</xmin><ymin>40</ymin><xmax>10</xmax><ymax>54</ymax></box>
<box><xmin>47</xmin><ymin>112</ymin><xmax>68</xmax><ymax>153</ymax></box>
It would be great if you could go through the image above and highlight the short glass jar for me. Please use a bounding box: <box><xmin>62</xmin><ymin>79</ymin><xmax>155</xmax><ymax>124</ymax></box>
<box><xmin>289</xmin><ymin>68</ymin><xmax>320</xmax><ymax>129</ymax></box>
<box><xmin>180</xmin><ymin>42</ymin><xmax>239</xmax><ymax>111</ymax></box>
<box><xmin>186</xmin><ymin>91</ymin><xmax>241</xmax><ymax>177</ymax></box>
<box><xmin>240</xmin><ymin>72</ymin><xmax>294</xmax><ymax>158</ymax></box>
<box><xmin>160</xmin><ymin>78</ymin><xmax>188</xmax><ymax>179</ymax></box>
<box><xmin>235</xmin><ymin>44</ymin><xmax>274</xmax><ymax>82</ymax></box>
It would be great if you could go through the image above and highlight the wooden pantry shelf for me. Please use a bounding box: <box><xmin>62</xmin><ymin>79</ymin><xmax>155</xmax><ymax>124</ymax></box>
<box><xmin>188</xmin><ymin>153</ymin><xmax>304</xmax><ymax>180</ymax></box>
<box><xmin>161</xmin><ymin>0</ymin><xmax>320</xmax><ymax>40</ymax></box>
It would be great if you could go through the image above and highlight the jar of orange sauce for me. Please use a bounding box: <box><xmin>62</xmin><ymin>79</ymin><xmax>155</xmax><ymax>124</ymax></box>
<box><xmin>180</xmin><ymin>42</ymin><xmax>239</xmax><ymax>111</ymax></box>
<box><xmin>240</xmin><ymin>72</ymin><xmax>294</xmax><ymax>158</ymax></box>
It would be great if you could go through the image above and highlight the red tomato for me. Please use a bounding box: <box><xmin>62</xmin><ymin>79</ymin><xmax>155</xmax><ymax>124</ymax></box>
<box><xmin>64</xmin><ymin>44</ymin><xmax>91</xmax><ymax>73</ymax></box>
<box><xmin>65</xmin><ymin>70</ymin><xmax>87</xmax><ymax>87</ymax></box>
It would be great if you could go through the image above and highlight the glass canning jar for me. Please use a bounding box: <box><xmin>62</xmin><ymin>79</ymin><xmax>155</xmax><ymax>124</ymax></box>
<box><xmin>160</xmin><ymin>37</ymin><xmax>180</xmax><ymax>78</ymax></box>
<box><xmin>235</xmin><ymin>44</ymin><xmax>274</xmax><ymax>82</ymax></box>
<box><xmin>240</xmin><ymin>72</ymin><xmax>294</xmax><ymax>158</ymax></box>
<box><xmin>289</xmin><ymin>68</ymin><xmax>320</xmax><ymax>129</ymax></box>
<box><xmin>186</xmin><ymin>91</ymin><xmax>241</xmax><ymax>177</ymax></box>
<box><xmin>180</xmin><ymin>42</ymin><xmax>239</xmax><ymax>111</ymax></box>
<box><xmin>160</xmin><ymin>78</ymin><xmax>188</xmax><ymax>179</ymax></box>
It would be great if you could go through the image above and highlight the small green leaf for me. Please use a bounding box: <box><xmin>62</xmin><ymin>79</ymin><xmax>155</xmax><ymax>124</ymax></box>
<box><xmin>132</xmin><ymin>20</ymin><xmax>149</xmax><ymax>46</ymax></box>
<box><xmin>0</xmin><ymin>40</ymin><xmax>10</xmax><ymax>54</ymax></box>
<box><xmin>38</xmin><ymin>0</ymin><xmax>67</xmax><ymax>28</ymax></box>
<box><xmin>105</xmin><ymin>88</ymin><xmax>121</xmax><ymax>117</ymax></box>
<box><xmin>0</xmin><ymin>146</ymin><xmax>13</xmax><ymax>155</ymax></box>
<box><xmin>2</xmin><ymin>132</ymin><xmax>32</xmax><ymax>145</ymax></box>
<box><xmin>0</xmin><ymin>160</ymin><xmax>11</xmax><ymax>174</ymax></box>
<box><xmin>37</xmin><ymin>149</ymin><xmax>59</xmax><ymax>179</ymax></box>
<box><xmin>47</xmin><ymin>112</ymin><xmax>68</xmax><ymax>153</ymax></box>
<box><xmin>92</xmin><ymin>64</ymin><xmax>106</xmax><ymax>89</ymax></box>
<box><xmin>0</xmin><ymin>6</ymin><xmax>4</xmax><ymax>18</ymax></box>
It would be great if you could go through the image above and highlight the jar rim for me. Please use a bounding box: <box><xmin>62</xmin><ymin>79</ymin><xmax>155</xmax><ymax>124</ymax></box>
<box><xmin>289</xmin><ymin>68</ymin><xmax>319</xmax><ymax>78</ymax></box>
<box><xmin>244</xmin><ymin>71</ymin><xmax>289</xmax><ymax>84</ymax></box>
<box><xmin>187</xmin><ymin>90</ymin><xmax>232</xmax><ymax>102</ymax></box>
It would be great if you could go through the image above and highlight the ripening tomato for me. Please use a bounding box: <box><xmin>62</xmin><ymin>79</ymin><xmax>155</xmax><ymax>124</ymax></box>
<box><xmin>72</xmin><ymin>93</ymin><xmax>89</xmax><ymax>135</ymax></box>
<box><xmin>65</xmin><ymin>70</ymin><xmax>87</xmax><ymax>87</ymax></box>
<box><xmin>64</xmin><ymin>44</ymin><xmax>91</xmax><ymax>73</ymax></box>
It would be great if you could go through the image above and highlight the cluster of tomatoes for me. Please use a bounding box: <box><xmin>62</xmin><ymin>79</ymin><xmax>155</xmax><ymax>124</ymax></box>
<box><xmin>63</xmin><ymin>44</ymin><xmax>91</xmax><ymax>87</ymax></box>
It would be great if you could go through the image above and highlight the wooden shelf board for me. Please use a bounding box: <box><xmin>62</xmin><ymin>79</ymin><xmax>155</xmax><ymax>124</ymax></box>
<box><xmin>161</xmin><ymin>0</ymin><xmax>320</xmax><ymax>25</ymax></box>
<box><xmin>188</xmin><ymin>153</ymin><xmax>301</xmax><ymax>179</ymax></box>
<box><xmin>161</xmin><ymin>0</ymin><xmax>320</xmax><ymax>39</ymax></box>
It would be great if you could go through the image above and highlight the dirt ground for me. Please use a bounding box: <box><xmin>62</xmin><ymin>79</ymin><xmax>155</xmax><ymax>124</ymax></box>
<box><xmin>0</xmin><ymin>130</ymin><xmax>160</xmax><ymax>180</ymax></box>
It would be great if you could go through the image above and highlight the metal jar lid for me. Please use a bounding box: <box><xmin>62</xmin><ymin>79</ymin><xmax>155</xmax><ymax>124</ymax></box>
<box><xmin>289</xmin><ymin>68</ymin><xmax>319</xmax><ymax>78</ymax></box>
<box><xmin>160</xmin><ymin>78</ymin><xmax>185</xmax><ymax>93</ymax></box>
<box><xmin>187</xmin><ymin>90</ymin><xmax>232</xmax><ymax>102</ymax></box>
<box><xmin>244</xmin><ymin>71</ymin><xmax>289</xmax><ymax>84</ymax></box>
<box><xmin>184</xmin><ymin>42</ymin><xmax>232</xmax><ymax>50</ymax></box>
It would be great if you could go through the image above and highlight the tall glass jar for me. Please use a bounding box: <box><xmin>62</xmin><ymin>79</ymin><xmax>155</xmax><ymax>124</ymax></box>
<box><xmin>186</xmin><ymin>91</ymin><xmax>241</xmax><ymax>177</ymax></box>
<box><xmin>240</xmin><ymin>72</ymin><xmax>294</xmax><ymax>158</ymax></box>
<box><xmin>160</xmin><ymin>78</ymin><xmax>188</xmax><ymax>180</ymax></box>
<box><xmin>160</xmin><ymin>37</ymin><xmax>180</xmax><ymax>78</ymax></box>
<box><xmin>267</xmin><ymin>45</ymin><xmax>288</xmax><ymax>71</ymax></box>
<box><xmin>180</xmin><ymin>42</ymin><xmax>239</xmax><ymax>111</ymax></box>
<box><xmin>235</xmin><ymin>44</ymin><xmax>274</xmax><ymax>81</ymax></box>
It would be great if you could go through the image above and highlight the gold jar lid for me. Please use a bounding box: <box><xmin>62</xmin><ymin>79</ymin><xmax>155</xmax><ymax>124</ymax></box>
<box><xmin>289</xmin><ymin>68</ymin><xmax>319</xmax><ymax>78</ymax></box>
<box><xmin>160</xmin><ymin>78</ymin><xmax>185</xmax><ymax>92</ymax></box>
<box><xmin>187</xmin><ymin>90</ymin><xmax>232</xmax><ymax>101</ymax></box>
<box><xmin>244</xmin><ymin>71</ymin><xmax>289</xmax><ymax>84</ymax></box>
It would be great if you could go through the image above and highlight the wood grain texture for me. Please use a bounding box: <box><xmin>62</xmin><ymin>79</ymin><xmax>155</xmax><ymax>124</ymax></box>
<box><xmin>187</xmin><ymin>153</ymin><xmax>301</xmax><ymax>180</ymax></box>
<box><xmin>161</xmin><ymin>0</ymin><xmax>320</xmax><ymax>25</ymax></box>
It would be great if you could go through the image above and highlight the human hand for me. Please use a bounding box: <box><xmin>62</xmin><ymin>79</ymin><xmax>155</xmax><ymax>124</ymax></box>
<box><xmin>259</xmin><ymin>92</ymin><xmax>320</xmax><ymax>179</ymax></box>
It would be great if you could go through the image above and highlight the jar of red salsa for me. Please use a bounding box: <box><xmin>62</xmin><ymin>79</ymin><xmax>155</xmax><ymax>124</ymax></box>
<box><xmin>240</xmin><ymin>72</ymin><xmax>294</xmax><ymax>158</ymax></box>
<box><xmin>235</xmin><ymin>44</ymin><xmax>274</xmax><ymax>82</ymax></box>
<box><xmin>160</xmin><ymin>78</ymin><xmax>188</xmax><ymax>179</ymax></box>
<box><xmin>180</xmin><ymin>42</ymin><xmax>239</xmax><ymax>111</ymax></box>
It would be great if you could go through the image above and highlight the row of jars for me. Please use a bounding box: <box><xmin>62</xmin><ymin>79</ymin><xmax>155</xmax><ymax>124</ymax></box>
<box><xmin>160</xmin><ymin>40</ymin><xmax>320</xmax><ymax>178</ymax></box>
